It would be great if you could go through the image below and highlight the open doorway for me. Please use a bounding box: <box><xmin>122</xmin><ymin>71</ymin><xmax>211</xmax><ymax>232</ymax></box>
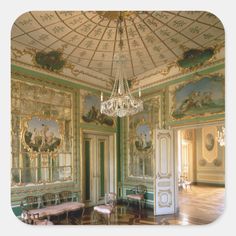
<box><xmin>176</xmin><ymin>123</ymin><xmax>225</xmax><ymax>223</ymax></box>
<box><xmin>177</xmin><ymin>124</ymin><xmax>225</xmax><ymax>188</ymax></box>
<box><xmin>177</xmin><ymin>128</ymin><xmax>195</xmax><ymax>190</ymax></box>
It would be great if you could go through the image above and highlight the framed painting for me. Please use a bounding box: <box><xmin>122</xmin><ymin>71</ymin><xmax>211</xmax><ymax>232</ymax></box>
<box><xmin>135</xmin><ymin>124</ymin><xmax>152</xmax><ymax>152</ymax></box>
<box><xmin>202</xmin><ymin>126</ymin><xmax>218</xmax><ymax>163</ymax></box>
<box><xmin>80</xmin><ymin>90</ymin><xmax>115</xmax><ymax>127</ymax></box>
<box><xmin>22</xmin><ymin>117</ymin><xmax>62</xmax><ymax>155</ymax></box>
<box><xmin>169</xmin><ymin>73</ymin><xmax>225</xmax><ymax>120</ymax></box>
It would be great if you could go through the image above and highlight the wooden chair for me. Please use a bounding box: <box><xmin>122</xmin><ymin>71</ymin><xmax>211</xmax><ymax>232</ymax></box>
<box><xmin>21</xmin><ymin>196</ymin><xmax>39</xmax><ymax>211</ymax></box>
<box><xmin>178</xmin><ymin>176</ymin><xmax>185</xmax><ymax>191</ymax></box>
<box><xmin>21</xmin><ymin>211</ymin><xmax>53</xmax><ymax>225</ymax></box>
<box><xmin>183</xmin><ymin>178</ymin><xmax>192</xmax><ymax>191</ymax></box>
<box><xmin>178</xmin><ymin>176</ymin><xmax>192</xmax><ymax>191</ymax></box>
<box><xmin>59</xmin><ymin>191</ymin><xmax>74</xmax><ymax>203</ymax></box>
<box><xmin>93</xmin><ymin>192</ymin><xmax>117</xmax><ymax>225</ymax></box>
<box><xmin>127</xmin><ymin>185</ymin><xmax>147</xmax><ymax>211</ymax></box>
<box><xmin>42</xmin><ymin>193</ymin><xmax>57</xmax><ymax>207</ymax></box>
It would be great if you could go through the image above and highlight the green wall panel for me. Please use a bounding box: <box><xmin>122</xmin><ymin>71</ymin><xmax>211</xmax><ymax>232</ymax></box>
<box><xmin>116</xmin><ymin>118</ymin><xmax>121</xmax><ymax>182</ymax></box>
<box><xmin>100</xmin><ymin>141</ymin><xmax>105</xmax><ymax>197</ymax></box>
<box><xmin>85</xmin><ymin>140</ymin><xmax>90</xmax><ymax>201</ymax></box>
<box><xmin>12</xmin><ymin>206</ymin><xmax>22</xmax><ymax>217</ymax></box>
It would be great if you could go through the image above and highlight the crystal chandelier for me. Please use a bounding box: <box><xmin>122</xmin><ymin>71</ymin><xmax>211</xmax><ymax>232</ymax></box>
<box><xmin>100</xmin><ymin>13</ymin><xmax>143</xmax><ymax>118</ymax></box>
<box><xmin>217</xmin><ymin>126</ymin><xmax>225</xmax><ymax>146</ymax></box>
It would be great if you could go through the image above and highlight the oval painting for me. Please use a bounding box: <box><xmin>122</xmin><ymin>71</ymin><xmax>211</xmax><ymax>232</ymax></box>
<box><xmin>205</xmin><ymin>133</ymin><xmax>214</xmax><ymax>151</ymax></box>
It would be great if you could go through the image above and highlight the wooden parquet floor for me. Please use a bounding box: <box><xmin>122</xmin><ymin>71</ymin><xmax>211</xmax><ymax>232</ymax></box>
<box><xmin>57</xmin><ymin>185</ymin><xmax>225</xmax><ymax>225</ymax></box>
<box><xmin>177</xmin><ymin>184</ymin><xmax>225</xmax><ymax>225</ymax></box>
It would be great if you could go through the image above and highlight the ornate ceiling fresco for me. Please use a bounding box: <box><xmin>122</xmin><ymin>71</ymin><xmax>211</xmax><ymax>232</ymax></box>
<box><xmin>11</xmin><ymin>11</ymin><xmax>224</xmax><ymax>90</ymax></box>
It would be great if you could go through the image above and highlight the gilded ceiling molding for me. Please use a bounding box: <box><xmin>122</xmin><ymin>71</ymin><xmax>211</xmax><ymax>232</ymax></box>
<box><xmin>12</xmin><ymin>11</ymin><xmax>225</xmax><ymax>85</ymax></box>
<box><xmin>11</xmin><ymin>61</ymin><xmax>111</xmax><ymax>93</ymax></box>
<box><xmin>12</xmin><ymin>47</ymin><xmax>36</xmax><ymax>60</ymax></box>
<box><xmin>11</xmin><ymin>70</ymin><xmax>75</xmax><ymax>92</ymax></box>
<box><xmin>12</xmin><ymin>48</ymin><xmax>112</xmax><ymax>89</ymax></box>
<box><xmin>134</xmin><ymin>43</ymin><xmax>224</xmax><ymax>84</ymax></box>
<box><xmin>132</xmin><ymin>58</ymin><xmax>224</xmax><ymax>93</ymax></box>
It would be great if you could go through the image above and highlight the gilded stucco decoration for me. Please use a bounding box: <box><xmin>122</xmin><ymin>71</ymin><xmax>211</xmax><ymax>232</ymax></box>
<box><xmin>35</xmin><ymin>50</ymin><xmax>65</xmax><ymax>71</ymax></box>
<box><xmin>177</xmin><ymin>48</ymin><xmax>214</xmax><ymax>69</ymax></box>
<box><xmin>202</xmin><ymin>126</ymin><xmax>218</xmax><ymax>163</ymax></box>
<box><xmin>198</xmin><ymin>158</ymin><xmax>207</xmax><ymax>166</ymax></box>
<box><xmin>181</xmin><ymin>129</ymin><xmax>194</xmax><ymax>140</ymax></box>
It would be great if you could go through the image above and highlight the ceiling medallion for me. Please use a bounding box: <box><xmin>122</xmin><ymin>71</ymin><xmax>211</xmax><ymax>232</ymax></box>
<box><xmin>100</xmin><ymin>13</ymin><xmax>143</xmax><ymax>118</ymax></box>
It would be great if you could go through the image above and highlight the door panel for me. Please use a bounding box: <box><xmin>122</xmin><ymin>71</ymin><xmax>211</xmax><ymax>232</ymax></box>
<box><xmin>83</xmin><ymin>133</ymin><xmax>109</xmax><ymax>206</ymax></box>
<box><xmin>99</xmin><ymin>140</ymin><xmax>105</xmax><ymax>198</ymax></box>
<box><xmin>155</xmin><ymin>129</ymin><xmax>176</xmax><ymax>215</ymax></box>
<box><xmin>84</xmin><ymin>139</ymin><xmax>91</xmax><ymax>201</ymax></box>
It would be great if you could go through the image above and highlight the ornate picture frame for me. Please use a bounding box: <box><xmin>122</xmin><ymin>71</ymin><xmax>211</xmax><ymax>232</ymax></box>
<box><xmin>201</xmin><ymin>126</ymin><xmax>218</xmax><ymax>164</ymax></box>
<box><xmin>80</xmin><ymin>90</ymin><xmax>115</xmax><ymax>127</ymax></box>
<box><xmin>22</xmin><ymin>116</ymin><xmax>63</xmax><ymax>157</ymax></box>
<box><xmin>126</xmin><ymin>95</ymin><xmax>161</xmax><ymax>180</ymax></box>
<box><xmin>169</xmin><ymin>72</ymin><xmax>225</xmax><ymax>121</ymax></box>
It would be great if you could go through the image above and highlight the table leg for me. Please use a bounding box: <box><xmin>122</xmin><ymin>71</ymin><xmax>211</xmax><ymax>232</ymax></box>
<box><xmin>66</xmin><ymin>211</ymin><xmax>69</xmax><ymax>224</ymax></box>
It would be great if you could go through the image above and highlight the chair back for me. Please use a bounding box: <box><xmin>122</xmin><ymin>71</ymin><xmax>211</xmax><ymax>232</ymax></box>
<box><xmin>21</xmin><ymin>196</ymin><xmax>38</xmax><ymax>211</ymax></box>
<box><xmin>59</xmin><ymin>191</ymin><xmax>73</xmax><ymax>203</ymax></box>
<box><xmin>42</xmin><ymin>193</ymin><xmax>56</xmax><ymax>206</ymax></box>
<box><xmin>135</xmin><ymin>185</ymin><xmax>147</xmax><ymax>194</ymax></box>
<box><xmin>105</xmin><ymin>192</ymin><xmax>117</xmax><ymax>207</ymax></box>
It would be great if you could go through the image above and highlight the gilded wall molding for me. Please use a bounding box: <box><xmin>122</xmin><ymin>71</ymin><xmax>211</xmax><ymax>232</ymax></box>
<box><xmin>124</xmin><ymin>94</ymin><xmax>161</xmax><ymax>183</ymax></box>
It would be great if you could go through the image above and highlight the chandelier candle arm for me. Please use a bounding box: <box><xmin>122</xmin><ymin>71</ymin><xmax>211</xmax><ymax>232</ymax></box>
<box><xmin>139</xmin><ymin>87</ymin><xmax>141</xmax><ymax>98</ymax></box>
<box><xmin>101</xmin><ymin>92</ymin><xmax>103</xmax><ymax>102</ymax></box>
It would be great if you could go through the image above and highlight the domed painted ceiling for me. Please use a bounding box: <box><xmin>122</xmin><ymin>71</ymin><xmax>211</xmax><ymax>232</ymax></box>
<box><xmin>11</xmin><ymin>11</ymin><xmax>224</xmax><ymax>90</ymax></box>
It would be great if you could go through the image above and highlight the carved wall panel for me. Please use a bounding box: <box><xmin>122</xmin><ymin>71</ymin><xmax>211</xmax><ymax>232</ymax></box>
<box><xmin>11</xmin><ymin>79</ymin><xmax>73</xmax><ymax>187</ymax></box>
<box><xmin>158</xmin><ymin>133</ymin><xmax>171</xmax><ymax>179</ymax></box>
<box><xmin>158</xmin><ymin>190</ymin><xmax>172</xmax><ymax>208</ymax></box>
<box><xmin>196</xmin><ymin>125</ymin><xmax>225</xmax><ymax>184</ymax></box>
<box><xmin>202</xmin><ymin>126</ymin><xmax>218</xmax><ymax>163</ymax></box>
<box><xmin>126</xmin><ymin>95</ymin><xmax>161</xmax><ymax>180</ymax></box>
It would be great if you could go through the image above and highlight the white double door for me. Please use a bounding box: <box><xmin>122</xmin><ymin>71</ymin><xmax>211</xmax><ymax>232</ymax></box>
<box><xmin>83</xmin><ymin>133</ymin><xmax>114</xmax><ymax>206</ymax></box>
